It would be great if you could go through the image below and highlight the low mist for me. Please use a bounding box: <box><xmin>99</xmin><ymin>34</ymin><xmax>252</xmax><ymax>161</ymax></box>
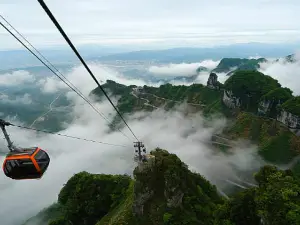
<box><xmin>147</xmin><ymin>60</ymin><xmax>220</xmax><ymax>77</ymax></box>
<box><xmin>0</xmin><ymin>62</ymin><xmax>265</xmax><ymax>225</ymax></box>
<box><xmin>259</xmin><ymin>53</ymin><xmax>300</xmax><ymax>95</ymax></box>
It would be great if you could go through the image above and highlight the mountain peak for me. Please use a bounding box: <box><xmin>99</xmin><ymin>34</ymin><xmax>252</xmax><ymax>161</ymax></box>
<box><xmin>132</xmin><ymin>148</ymin><xmax>223</xmax><ymax>224</ymax></box>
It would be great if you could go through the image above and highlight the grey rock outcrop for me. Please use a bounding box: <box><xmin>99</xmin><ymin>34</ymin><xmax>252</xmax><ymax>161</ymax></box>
<box><xmin>222</xmin><ymin>90</ymin><xmax>241</xmax><ymax>109</ymax></box>
<box><xmin>207</xmin><ymin>73</ymin><xmax>219</xmax><ymax>89</ymax></box>
<box><xmin>277</xmin><ymin>110</ymin><xmax>300</xmax><ymax>133</ymax></box>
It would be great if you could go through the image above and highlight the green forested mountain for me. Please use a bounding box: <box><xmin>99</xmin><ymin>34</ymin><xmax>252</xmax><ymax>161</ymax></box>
<box><xmin>212</xmin><ymin>58</ymin><xmax>266</xmax><ymax>74</ymax></box>
<box><xmin>196</xmin><ymin>54</ymin><xmax>293</xmax><ymax>76</ymax></box>
<box><xmin>224</xmin><ymin>70</ymin><xmax>281</xmax><ymax>112</ymax></box>
<box><xmin>25</xmin><ymin>150</ymin><xmax>300</xmax><ymax>225</ymax></box>
<box><xmin>89</xmin><ymin>70</ymin><xmax>300</xmax><ymax>166</ymax></box>
<box><xmin>281</xmin><ymin>96</ymin><xmax>300</xmax><ymax>117</ymax></box>
<box><xmin>90</xmin><ymin>80</ymin><xmax>226</xmax><ymax>117</ymax></box>
<box><xmin>24</xmin><ymin>68</ymin><xmax>300</xmax><ymax>225</ymax></box>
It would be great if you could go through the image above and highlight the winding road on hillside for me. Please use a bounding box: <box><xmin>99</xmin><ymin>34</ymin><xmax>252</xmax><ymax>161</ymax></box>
<box><xmin>131</xmin><ymin>88</ymin><xmax>300</xmax><ymax>194</ymax></box>
<box><xmin>131</xmin><ymin>91</ymin><xmax>159</xmax><ymax>109</ymax></box>
<box><xmin>131</xmin><ymin>89</ymin><xmax>235</xmax><ymax>148</ymax></box>
<box><xmin>141</xmin><ymin>91</ymin><xmax>206</xmax><ymax>107</ymax></box>
<box><xmin>30</xmin><ymin>93</ymin><xmax>62</xmax><ymax>128</ymax></box>
<box><xmin>130</xmin><ymin>88</ymin><xmax>300</xmax><ymax>195</ymax></box>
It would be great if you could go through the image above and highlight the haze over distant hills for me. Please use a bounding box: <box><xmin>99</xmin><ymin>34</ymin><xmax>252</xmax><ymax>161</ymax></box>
<box><xmin>95</xmin><ymin>42</ymin><xmax>300</xmax><ymax>63</ymax></box>
<box><xmin>0</xmin><ymin>45</ymin><xmax>132</xmax><ymax>70</ymax></box>
<box><xmin>1</xmin><ymin>42</ymin><xmax>299</xmax><ymax>70</ymax></box>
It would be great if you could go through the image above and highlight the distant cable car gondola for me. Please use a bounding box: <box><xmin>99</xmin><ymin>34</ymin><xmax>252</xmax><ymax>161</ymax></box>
<box><xmin>0</xmin><ymin>120</ymin><xmax>50</xmax><ymax>180</ymax></box>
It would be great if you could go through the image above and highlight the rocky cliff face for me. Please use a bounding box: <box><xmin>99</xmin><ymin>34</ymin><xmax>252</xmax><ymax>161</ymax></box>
<box><xmin>218</xmin><ymin>71</ymin><xmax>300</xmax><ymax>135</ymax></box>
<box><xmin>207</xmin><ymin>73</ymin><xmax>219</xmax><ymax>89</ymax></box>
<box><xmin>258</xmin><ymin>100</ymin><xmax>272</xmax><ymax>115</ymax></box>
<box><xmin>132</xmin><ymin>148</ymin><xmax>223</xmax><ymax>225</ymax></box>
<box><xmin>277</xmin><ymin>110</ymin><xmax>300</xmax><ymax>132</ymax></box>
<box><xmin>222</xmin><ymin>90</ymin><xmax>241</xmax><ymax>109</ymax></box>
<box><xmin>225</xmin><ymin>95</ymin><xmax>300</xmax><ymax>135</ymax></box>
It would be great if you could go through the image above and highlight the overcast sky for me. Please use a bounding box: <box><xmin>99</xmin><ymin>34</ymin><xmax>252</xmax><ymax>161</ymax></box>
<box><xmin>0</xmin><ymin>0</ymin><xmax>300</xmax><ymax>50</ymax></box>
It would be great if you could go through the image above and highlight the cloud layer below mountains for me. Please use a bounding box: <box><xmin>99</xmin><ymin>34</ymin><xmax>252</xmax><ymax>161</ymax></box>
<box><xmin>259</xmin><ymin>54</ymin><xmax>300</xmax><ymax>95</ymax></box>
<box><xmin>0</xmin><ymin>62</ymin><xmax>265</xmax><ymax>225</ymax></box>
<box><xmin>147</xmin><ymin>60</ymin><xmax>220</xmax><ymax>77</ymax></box>
<box><xmin>1</xmin><ymin>54</ymin><xmax>300</xmax><ymax>224</ymax></box>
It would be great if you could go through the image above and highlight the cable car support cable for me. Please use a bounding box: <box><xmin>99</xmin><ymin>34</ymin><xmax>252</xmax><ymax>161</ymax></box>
<box><xmin>0</xmin><ymin>17</ymin><xmax>132</xmax><ymax>142</ymax></box>
<box><xmin>37</xmin><ymin>0</ymin><xmax>139</xmax><ymax>142</ymax></box>
<box><xmin>0</xmin><ymin>119</ymin><xmax>128</xmax><ymax>148</ymax></box>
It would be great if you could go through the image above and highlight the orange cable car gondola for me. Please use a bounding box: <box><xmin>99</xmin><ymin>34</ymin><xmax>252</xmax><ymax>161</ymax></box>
<box><xmin>0</xmin><ymin>119</ymin><xmax>50</xmax><ymax>180</ymax></box>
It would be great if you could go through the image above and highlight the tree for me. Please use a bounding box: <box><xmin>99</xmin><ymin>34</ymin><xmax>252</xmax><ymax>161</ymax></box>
<box><xmin>224</xmin><ymin>70</ymin><xmax>281</xmax><ymax>112</ymax></box>
<box><xmin>254</xmin><ymin>166</ymin><xmax>300</xmax><ymax>225</ymax></box>
<box><xmin>280</xmin><ymin>96</ymin><xmax>300</xmax><ymax>117</ymax></box>
<box><xmin>214</xmin><ymin>188</ymin><xmax>260</xmax><ymax>225</ymax></box>
<box><xmin>260</xmin><ymin>87</ymin><xmax>293</xmax><ymax>118</ymax></box>
<box><xmin>57</xmin><ymin>172</ymin><xmax>131</xmax><ymax>225</ymax></box>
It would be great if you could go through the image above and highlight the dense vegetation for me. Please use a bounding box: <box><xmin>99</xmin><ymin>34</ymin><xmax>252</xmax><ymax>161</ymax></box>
<box><xmin>48</xmin><ymin>173</ymin><xmax>132</xmax><ymax>225</ymax></box>
<box><xmin>90</xmin><ymin>80</ymin><xmax>225</xmax><ymax>119</ymax></box>
<box><xmin>224</xmin><ymin>70</ymin><xmax>281</xmax><ymax>112</ymax></box>
<box><xmin>216</xmin><ymin>165</ymin><xmax>300</xmax><ymax>225</ymax></box>
<box><xmin>26</xmin><ymin>149</ymin><xmax>225</xmax><ymax>225</ymax></box>
<box><xmin>259</xmin><ymin>87</ymin><xmax>293</xmax><ymax>118</ymax></box>
<box><xmin>25</xmin><ymin>150</ymin><xmax>300</xmax><ymax>225</ymax></box>
<box><xmin>261</xmin><ymin>87</ymin><xmax>293</xmax><ymax>103</ymax></box>
<box><xmin>89</xmin><ymin>71</ymin><xmax>300</xmax><ymax>165</ymax></box>
<box><xmin>132</xmin><ymin>149</ymin><xmax>224</xmax><ymax>225</ymax></box>
<box><xmin>90</xmin><ymin>80</ymin><xmax>135</xmax><ymax>99</ymax></box>
<box><xmin>23</xmin><ymin>66</ymin><xmax>300</xmax><ymax>225</ymax></box>
<box><xmin>225</xmin><ymin>112</ymin><xmax>300</xmax><ymax>164</ymax></box>
<box><xmin>212</xmin><ymin>58</ymin><xmax>266</xmax><ymax>74</ymax></box>
<box><xmin>281</xmin><ymin>96</ymin><xmax>300</xmax><ymax>117</ymax></box>
<box><xmin>143</xmin><ymin>83</ymin><xmax>221</xmax><ymax>107</ymax></box>
<box><xmin>22</xmin><ymin>204</ymin><xmax>63</xmax><ymax>225</ymax></box>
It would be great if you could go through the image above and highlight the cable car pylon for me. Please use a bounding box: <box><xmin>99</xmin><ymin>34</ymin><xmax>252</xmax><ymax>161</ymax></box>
<box><xmin>134</xmin><ymin>141</ymin><xmax>147</xmax><ymax>163</ymax></box>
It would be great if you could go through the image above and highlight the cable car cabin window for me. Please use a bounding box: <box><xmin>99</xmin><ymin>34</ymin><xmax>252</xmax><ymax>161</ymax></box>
<box><xmin>34</xmin><ymin>150</ymin><xmax>49</xmax><ymax>161</ymax></box>
<box><xmin>34</xmin><ymin>150</ymin><xmax>50</xmax><ymax>172</ymax></box>
<box><xmin>5</xmin><ymin>158</ymin><xmax>41</xmax><ymax>179</ymax></box>
<box><xmin>4</xmin><ymin>159</ymin><xmax>19</xmax><ymax>173</ymax></box>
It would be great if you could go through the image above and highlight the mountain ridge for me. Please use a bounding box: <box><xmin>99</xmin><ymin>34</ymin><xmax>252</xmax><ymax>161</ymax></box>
<box><xmin>21</xmin><ymin>60</ymin><xmax>300</xmax><ymax>225</ymax></box>
<box><xmin>96</xmin><ymin>43</ymin><xmax>298</xmax><ymax>63</ymax></box>
<box><xmin>23</xmin><ymin>149</ymin><xmax>300</xmax><ymax>225</ymax></box>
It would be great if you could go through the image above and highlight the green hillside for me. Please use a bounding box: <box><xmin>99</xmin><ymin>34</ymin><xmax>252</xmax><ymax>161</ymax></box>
<box><xmin>89</xmin><ymin>70</ymin><xmax>300</xmax><ymax>165</ymax></box>
<box><xmin>281</xmin><ymin>96</ymin><xmax>300</xmax><ymax>117</ymax></box>
<box><xmin>225</xmin><ymin>112</ymin><xmax>300</xmax><ymax>164</ymax></box>
<box><xmin>31</xmin><ymin>149</ymin><xmax>225</xmax><ymax>225</ymax></box>
<box><xmin>22</xmin><ymin>204</ymin><xmax>63</xmax><ymax>225</ymax></box>
<box><xmin>212</xmin><ymin>58</ymin><xmax>266</xmax><ymax>74</ymax></box>
<box><xmin>25</xmin><ymin>150</ymin><xmax>300</xmax><ymax>225</ymax></box>
<box><xmin>90</xmin><ymin>80</ymin><xmax>225</xmax><ymax>121</ymax></box>
<box><xmin>224</xmin><ymin>70</ymin><xmax>281</xmax><ymax>112</ymax></box>
<box><xmin>259</xmin><ymin>87</ymin><xmax>293</xmax><ymax>118</ymax></box>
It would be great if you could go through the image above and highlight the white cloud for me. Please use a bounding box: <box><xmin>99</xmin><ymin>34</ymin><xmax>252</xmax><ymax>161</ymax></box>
<box><xmin>38</xmin><ymin>77</ymin><xmax>68</xmax><ymax>94</ymax></box>
<box><xmin>148</xmin><ymin>60</ymin><xmax>220</xmax><ymax>77</ymax></box>
<box><xmin>0</xmin><ymin>93</ymin><xmax>32</xmax><ymax>105</ymax></box>
<box><xmin>248</xmin><ymin>55</ymin><xmax>264</xmax><ymax>59</ymax></box>
<box><xmin>1</xmin><ymin>0</ymin><xmax>300</xmax><ymax>49</ymax></box>
<box><xmin>148</xmin><ymin>63</ymin><xmax>200</xmax><ymax>77</ymax></box>
<box><xmin>37</xmin><ymin>63</ymin><xmax>162</xmax><ymax>97</ymax></box>
<box><xmin>198</xmin><ymin>59</ymin><xmax>221</xmax><ymax>70</ymax></box>
<box><xmin>259</xmin><ymin>53</ymin><xmax>300</xmax><ymax>95</ymax></box>
<box><xmin>0</xmin><ymin>98</ymin><xmax>264</xmax><ymax>225</ymax></box>
<box><xmin>0</xmin><ymin>70</ymin><xmax>35</xmax><ymax>86</ymax></box>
